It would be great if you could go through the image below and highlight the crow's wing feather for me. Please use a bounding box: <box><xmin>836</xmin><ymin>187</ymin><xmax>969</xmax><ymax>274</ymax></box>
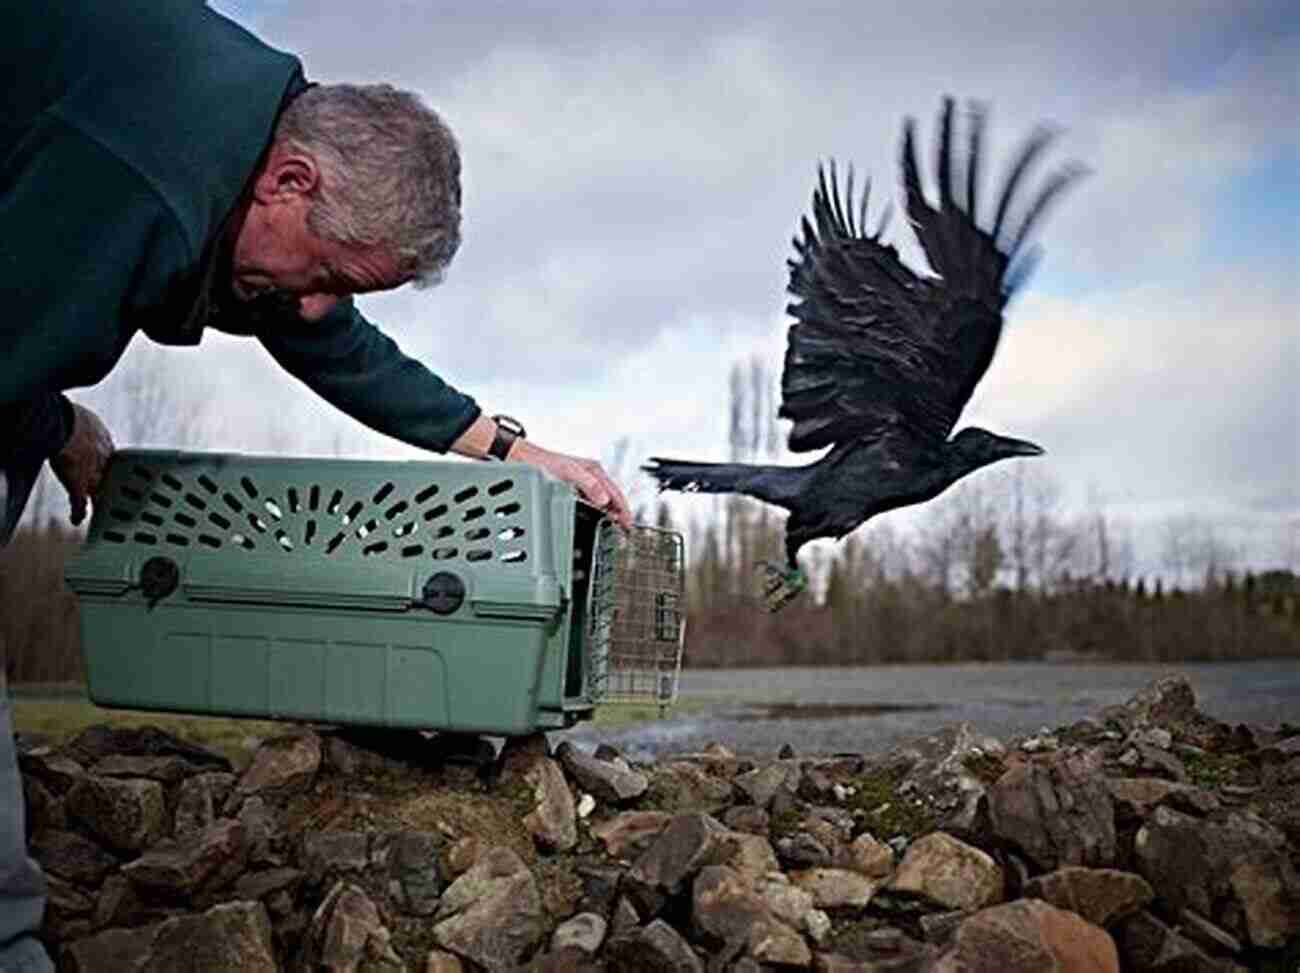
<box><xmin>780</xmin><ymin>97</ymin><xmax>1086</xmax><ymax>454</ymax></box>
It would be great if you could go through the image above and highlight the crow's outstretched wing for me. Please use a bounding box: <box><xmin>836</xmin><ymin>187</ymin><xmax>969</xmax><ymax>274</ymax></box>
<box><xmin>779</xmin><ymin>97</ymin><xmax>1085</xmax><ymax>453</ymax></box>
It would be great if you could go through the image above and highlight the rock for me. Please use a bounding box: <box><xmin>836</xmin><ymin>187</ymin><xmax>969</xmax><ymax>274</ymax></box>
<box><xmin>500</xmin><ymin>742</ymin><xmax>577</xmax><ymax>852</ymax></box>
<box><xmin>889</xmin><ymin>723</ymin><xmax>999</xmax><ymax>831</ymax></box>
<box><xmin>174</xmin><ymin>772</ymin><xmax>236</xmax><ymax>838</ymax></box>
<box><xmin>555</xmin><ymin>741</ymin><xmax>649</xmax><ymax>802</ymax></box>
<box><xmin>66</xmin><ymin>775</ymin><xmax>167</xmax><ymax>853</ymax></box>
<box><xmin>691</xmin><ymin>865</ymin><xmax>775</xmax><ymax>951</ymax></box>
<box><xmin>591</xmin><ymin>811</ymin><xmax>672</xmax><ymax>859</ymax></box>
<box><xmin>889</xmin><ymin>831</ymin><xmax>1002</xmax><ymax>911</ymax></box>
<box><xmin>122</xmin><ymin>819</ymin><xmax>247</xmax><ymax>897</ymax></box>
<box><xmin>625</xmin><ymin>813</ymin><xmax>737</xmax><ymax>910</ymax></box>
<box><xmin>92</xmin><ymin>754</ymin><xmax>198</xmax><ymax>784</ymax></box>
<box><xmin>298</xmin><ymin>881</ymin><xmax>403</xmax><ymax>972</ymax></box>
<box><xmin>605</xmin><ymin>918</ymin><xmax>704</xmax><ymax>972</ymax></box>
<box><xmin>228</xmin><ymin>731</ymin><xmax>321</xmax><ymax>809</ymax></box>
<box><xmin>29</xmin><ymin>829</ymin><xmax>118</xmax><ymax>886</ymax></box>
<box><xmin>919</xmin><ymin>910</ymin><xmax>967</xmax><ymax>947</ymax></box>
<box><xmin>576</xmin><ymin>793</ymin><xmax>595</xmax><ymax>818</ymax></box>
<box><xmin>1128</xmin><ymin>728</ymin><xmax>1174</xmax><ymax>750</ymax></box>
<box><xmin>236</xmin><ymin>795</ymin><xmax>277</xmax><ymax>866</ymax></box>
<box><xmin>21</xmin><ymin>773</ymin><xmax>65</xmax><ymax>833</ymax></box>
<box><xmin>423</xmin><ymin>950</ymin><xmax>465</xmax><ymax>973</ymax></box>
<box><xmin>987</xmin><ymin>752</ymin><xmax>1116</xmax><ymax>870</ymax></box>
<box><xmin>1177</xmin><ymin>908</ymin><xmax>1243</xmax><ymax>956</ymax></box>
<box><xmin>842</xmin><ymin>831</ymin><xmax>894</xmax><ymax>879</ymax></box>
<box><xmin>776</xmin><ymin>830</ymin><xmax>833</xmax><ymax>868</ymax></box>
<box><xmin>382</xmin><ymin>831</ymin><xmax>444</xmax><ymax>917</ymax></box>
<box><xmin>1134</xmin><ymin>805</ymin><xmax>1300</xmax><ymax>948</ymax></box>
<box><xmin>1120</xmin><ymin>744</ymin><xmax>1188</xmax><ymax>782</ymax></box>
<box><xmin>790</xmin><ymin>867</ymin><xmax>881</xmax><ymax>909</ymax></box>
<box><xmin>18</xmin><ymin>751</ymin><xmax>86</xmax><ymax>793</ymax></box>
<box><xmin>1124</xmin><ymin>677</ymin><xmax>1198</xmax><ymax>727</ymax></box>
<box><xmin>935</xmin><ymin>898</ymin><xmax>1119</xmax><ymax>973</ymax></box>
<box><xmin>1107</xmin><ymin>778</ymin><xmax>1219</xmax><ymax>821</ymax></box>
<box><xmin>64</xmin><ymin>901</ymin><xmax>276</xmax><ymax>973</ymax></box>
<box><xmin>1115</xmin><ymin>910</ymin><xmax>1238</xmax><ymax>972</ymax></box>
<box><xmin>433</xmin><ymin>847</ymin><xmax>544</xmax><ymax>969</ymax></box>
<box><xmin>44</xmin><ymin>873</ymin><xmax>95</xmax><ymax>918</ymax></box>
<box><xmin>552</xmin><ymin>912</ymin><xmax>607</xmax><ymax>954</ymax></box>
<box><xmin>62</xmin><ymin>724</ymin><xmax>230</xmax><ymax>772</ymax></box>
<box><xmin>1023</xmin><ymin>867</ymin><xmax>1154</xmax><ymax>926</ymax></box>
<box><xmin>754</xmin><ymin>874</ymin><xmax>816</xmax><ymax>929</ymax></box>
<box><xmin>444</xmin><ymin>835</ymin><xmax>484</xmax><ymax>877</ymax></box>
<box><xmin>655</xmin><ymin>761</ymin><xmax>736</xmax><ymax>812</ymax></box>
<box><xmin>725</xmin><ymin>832</ymin><xmax>781</xmax><ymax>884</ymax></box>
<box><xmin>722</xmin><ymin>805</ymin><xmax>769</xmax><ymax>835</ymax></box>
<box><xmin>301</xmin><ymin>831</ymin><xmax>370</xmax><ymax>881</ymax></box>
<box><xmin>735</xmin><ymin>761</ymin><xmax>800</xmax><ymax>809</ymax></box>
<box><xmin>234</xmin><ymin>867</ymin><xmax>304</xmax><ymax>903</ymax></box>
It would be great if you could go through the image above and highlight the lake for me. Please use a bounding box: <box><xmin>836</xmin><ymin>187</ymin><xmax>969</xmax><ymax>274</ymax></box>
<box><xmin>558</xmin><ymin>659</ymin><xmax>1300</xmax><ymax>760</ymax></box>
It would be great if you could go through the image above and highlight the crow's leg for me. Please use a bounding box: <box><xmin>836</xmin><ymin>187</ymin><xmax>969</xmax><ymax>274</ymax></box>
<box><xmin>756</xmin><ymin>531</ymin><xmax>810</xmax><ymax>612</ymax></box>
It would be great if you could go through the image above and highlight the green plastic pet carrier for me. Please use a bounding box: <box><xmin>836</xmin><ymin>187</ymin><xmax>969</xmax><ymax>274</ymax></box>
<box><xmin>64</xmin><ymin>450</ymin><xmax>685</xmax><ymax>736</ymax></box>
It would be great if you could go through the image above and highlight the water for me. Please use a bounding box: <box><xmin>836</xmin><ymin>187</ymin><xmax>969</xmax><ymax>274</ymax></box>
<box><xmin>558</xmin><ymin>660</ymin><xmax>1300</xmax><ymax>760</ymax></box>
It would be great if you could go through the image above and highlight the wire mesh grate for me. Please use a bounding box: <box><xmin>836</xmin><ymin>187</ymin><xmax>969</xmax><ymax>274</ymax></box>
<box><xmin>586</xmin><ymin>522</ymin><xmax>685</xmax><ymax>705</ymax></box>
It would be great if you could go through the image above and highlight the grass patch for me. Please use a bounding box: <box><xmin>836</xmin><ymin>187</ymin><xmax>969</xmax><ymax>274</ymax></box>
<box><xmin>961</xmin><ymin>752</ymin><xmax>1007</xmax><ymax>787</ymax></box>
<box><xmin>589</xmin><ymin>695</ymin><xmax>716</xmax><ymax>728</ymax></box>
<box><xmin>10</xmin><ymin>694</ymin><xmax>281</xmax><ymax>769</ymax></box>
<box><xmin>1181</xmin><ymin>749</ymin><xmax>1252</xmax><ymax>790</ymax></box>
<box><xmin>845</xmin><ymin>764</ymin><xmax>938</xmax><ymax>840</ymax></box>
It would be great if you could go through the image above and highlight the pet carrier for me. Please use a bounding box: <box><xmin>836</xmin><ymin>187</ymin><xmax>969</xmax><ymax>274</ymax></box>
<box><xmin>64</xmin><ymin>450</ymin><xmax>685</xmax><ymax>736</ymax></box>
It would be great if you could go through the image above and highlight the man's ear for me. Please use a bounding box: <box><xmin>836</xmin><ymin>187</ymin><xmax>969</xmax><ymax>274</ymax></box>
<box><xmin>251</xmin><ymin>143</ymin><xmax>321</xmax><ymax>204</ymax></box>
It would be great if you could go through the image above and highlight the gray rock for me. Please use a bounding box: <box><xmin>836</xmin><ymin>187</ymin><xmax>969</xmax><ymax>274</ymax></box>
<box><xmin>66</xmin><ymin>775</ymin><xmax>167</xmax><ymax>853</ymax></box>
<box><xmin>29</xmin><ymin>829</ymin><xmax>118</xmax><ymax>886</ymax></box>
<box><xmin>552</xmin><ymin>912</ymin><xmax>607</xmax><ymax>954</ymax></box>
<box><xmin>500</xmin><ymin>742</ymin><xmax>577</xmax><ymax>852</ymax></box>
<box><xmin>1134</xmin><ymin>805</ymin><xmax>1300</xmax><ymax>948</ymax></box>
<box><xmin>790</xmin><ymin>867</ymin><xmax>881</xmax><ymax>909</ymax></box>
<box><xmin>122</xmin><ymin>819</ymin><xmax>247</xmax><ymax>897</ymax></box>
<box><xmin>935</xmin><ymin>899</ymin><xmax>1119</xmax><ymax>973</ymax></box>
<box><xmin>297</xmin><ymin>881</ymin><xmax>403</xmax><ymax>972</ymax></box>
<box><xmin>1023</xmin><ymin>866</ymin><xmax>1154</xmax><ymax>926</ymax></box>
<box><xmin>174</xmin><ymin>772</ymin><xmax>236</xmax><ymax>838</ymax></box>
<box><xmin>590</xmin><ymin>811</ymin><xmax>672</xmax><ymax>860</ymax></box>
<box><xmin>888</xmin><ymin>832</ymin><xmax>1002</xmax><ymax>911</ymax></box>
<box><xmin>555</xmin><ymin>740</ymin><xmax>649</xmax><ymax>802</ymax></box>
<box><xmin>625</xmin><ymin>813</ymin><xmax>737</xmax><ymax>906</ymax></box>
<box><xmin>1124</xmin><ymin>676</ymin><xmax>1199</xmax><ymax>727</ymax></box>
<box><xmin>65</xmin><ymin>901</ymin><xmax>276</xmax><ymax>973</ymax></box>
<box><xmin>987</xmin><ymin>751</ymin><xmax>1116</xmax><ymax>870</ymax></box>
<box><xmin>300</xmin><ymin>831</ymin><xmax>369</xmax><ymax>881</ymax></box>
<box><xmin>1116</xmin><ymin>909</ymin><xmax>1237</xmax><ymax>972</ymax></box>
<box><xmin>433</xmin><ymin>847</ymin><xmax>544</xmax><ymax>969</ymax></box>
<box><xmin>735</xmin><ymin>761</ymin><xmax>800</xmax><ymax>809</ymax></box>
<box><xmin>384</xmin><ymin>830</ymin><xmax>444</xmax><ymax>916</ymax></box>
<box><xmin>605</xmin><ymin>918</ymin><xmax>704</xmax><ymax>972</ymax></box>
<box><xmin>227</xmin><ymin>731</ymin><xmax>321</xmax><ymax>810</ymax></box>
<box><xmin>92</xmin><ymin>754</ymin><xmax>198</xmax><ymax>784</ymax></box>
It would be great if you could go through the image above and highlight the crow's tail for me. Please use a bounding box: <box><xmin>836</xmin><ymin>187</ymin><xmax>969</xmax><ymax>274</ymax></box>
<box><xmin>642</xmin><ymin>458</ymin><xmax>802</xmax><ymax>507</ymax></box>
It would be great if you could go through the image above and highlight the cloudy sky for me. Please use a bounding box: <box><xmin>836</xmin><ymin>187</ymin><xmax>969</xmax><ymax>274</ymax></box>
<box><xmin>80</xmin><ymin>0</ymin><xmax>1297</xmax><ymax>577</ymax></box>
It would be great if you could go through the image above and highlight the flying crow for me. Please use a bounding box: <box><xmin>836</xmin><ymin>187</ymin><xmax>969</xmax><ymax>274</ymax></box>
<box><xmin>644</xmin><ymin>97</ymin><xmax>1086</xmax><ymax>610</ymax></box>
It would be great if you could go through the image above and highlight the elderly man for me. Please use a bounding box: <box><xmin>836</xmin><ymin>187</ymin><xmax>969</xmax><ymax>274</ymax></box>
<box><xmin>1</xmin><ymin>2</ymin><xmax>630</xmax><ymax>967</ymax></box>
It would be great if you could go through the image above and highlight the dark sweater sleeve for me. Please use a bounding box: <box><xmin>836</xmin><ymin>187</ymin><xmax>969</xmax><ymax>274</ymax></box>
<box><xmin>257</xmin><ymin>300</ymin><xmax>481</xmax><ymax>453</ymax></box>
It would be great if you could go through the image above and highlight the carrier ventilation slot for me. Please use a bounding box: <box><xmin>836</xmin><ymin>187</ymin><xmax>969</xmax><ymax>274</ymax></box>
<box><xmin>97</xmin><ymin>467</ymin><xmax>530</xmax><ymax>565</ymax></box>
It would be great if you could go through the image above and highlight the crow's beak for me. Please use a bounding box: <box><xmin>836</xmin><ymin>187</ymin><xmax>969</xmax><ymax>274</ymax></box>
<box><xmin>1004</xmin><ymin>437</ymin><xmax>1045</xmax><ymax>457</ymax></box>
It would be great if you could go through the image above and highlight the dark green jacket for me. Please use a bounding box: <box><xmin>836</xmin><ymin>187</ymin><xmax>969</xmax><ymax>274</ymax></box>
<box><xmin>1</xmin><ymin>0</ymin><xmax>479</xmax><ymax>470</ymax></box>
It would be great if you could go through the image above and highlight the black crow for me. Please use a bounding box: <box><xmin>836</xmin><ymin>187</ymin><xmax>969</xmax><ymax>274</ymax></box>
<box><xmin>644</xmin><ymin>97</ymin><xmax>1086</xmax><ymax>610</ymax></box>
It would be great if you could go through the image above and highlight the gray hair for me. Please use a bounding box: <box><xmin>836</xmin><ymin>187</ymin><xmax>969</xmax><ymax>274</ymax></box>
<box><xmin>273</xmin><ymin>83</ymin><xmax>462</xmax><ymax>287</ymax></box>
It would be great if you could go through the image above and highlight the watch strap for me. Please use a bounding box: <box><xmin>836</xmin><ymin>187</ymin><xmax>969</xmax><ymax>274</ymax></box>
<box><xmin>487</xmin><ymin>414</ymin><xmax>526</xmax><ymax>461</ymax></box>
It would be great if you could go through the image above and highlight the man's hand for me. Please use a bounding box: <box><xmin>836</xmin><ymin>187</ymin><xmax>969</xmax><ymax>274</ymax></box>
<box><xmin>449</xmin><ymin>414</ymin><xmax>633</xmax><ymax>527</ymax></box>
<box><xmin>516</xmin><ymin>442</ymin><xmax>633</xmax><ymax>528</ymax></box>
<box><xmin>51</xmin><ymin>403</ymin><xmax>115</xmax><ymax>527</ymax></box>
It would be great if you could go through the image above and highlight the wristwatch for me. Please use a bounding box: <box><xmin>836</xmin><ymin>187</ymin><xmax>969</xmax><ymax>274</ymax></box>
<box><xmin>487</xmin><ymin>414</ymin><xmax>526</xmax><ymax>461</ymax></box>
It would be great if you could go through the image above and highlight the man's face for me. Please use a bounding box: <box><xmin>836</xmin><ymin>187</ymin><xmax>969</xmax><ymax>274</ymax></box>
<box><xmin>230</xmin><ymin>145</ymin><xmax>404</xmax><ymax>322</ymax></box>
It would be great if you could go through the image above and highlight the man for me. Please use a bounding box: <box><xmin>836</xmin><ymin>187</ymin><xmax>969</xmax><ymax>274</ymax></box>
<box><xmin>1</xmin><ymin>3</ymin><xmax>630</xmax><ymax>967</ymax></box>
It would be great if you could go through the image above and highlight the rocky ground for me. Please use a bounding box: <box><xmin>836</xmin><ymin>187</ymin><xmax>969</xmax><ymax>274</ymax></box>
<box><xmin>16</xmin><ymin>675</ymin><xmax>1300</xmax><ymax>972</ymax></box>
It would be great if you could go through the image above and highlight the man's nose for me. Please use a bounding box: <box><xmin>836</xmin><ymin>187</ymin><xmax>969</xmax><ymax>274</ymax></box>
<box><xmin>298</xmin><ymin>294</ymin><xmax>341</xmax><ymax>322</ymax></box>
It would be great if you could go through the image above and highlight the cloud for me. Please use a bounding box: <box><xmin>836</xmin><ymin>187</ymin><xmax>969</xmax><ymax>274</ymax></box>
<box><xmin>91</xmin><ymin>0</ymin><xmax>1287</xmax><ymax>573</ymax></box>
